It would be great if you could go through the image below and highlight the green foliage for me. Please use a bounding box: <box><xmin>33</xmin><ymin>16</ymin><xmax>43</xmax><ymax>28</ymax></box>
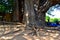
<box><xmin>45</xmin><ymin>16</ymin><xmax>50</xmax><ymax>22</ymax></box>
<box><xmin>50</xmin><ymin>18</ymin><xmax>54</xmax><ymax>22</ymax></box>
<box><xmin>0</xmin><ymin>4</ymin><xmax>6</xmax><ymax>12</ymax></box>
<box><xmin>53</xmin><ymin>18</ymin><xmax>58</xmax><ymax>22</ymax></box>
<box><xmin>45</xmin><ymin>16</ymin><xmax>59</xmax><ymax>23</ymax></box>
<box><xmin>0</xmin><ymin>0</ymin><xmax>14</xmax><ymax>13</ymax></box>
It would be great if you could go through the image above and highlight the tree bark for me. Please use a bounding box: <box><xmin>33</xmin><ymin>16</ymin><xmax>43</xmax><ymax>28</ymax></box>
<box><xmin>24</xmin><ymin>0</ymin><xmax>35</xmax><ymax>24</ymax></box>
<box><xmin>13</xmin><ymin>0</ymin><xmax>19</xmax><ymax>22</ymax></box>
<box><xmin>38</xmin><ymin>0</ymin><xmax>51</xmax><ymax>26</ymax></box>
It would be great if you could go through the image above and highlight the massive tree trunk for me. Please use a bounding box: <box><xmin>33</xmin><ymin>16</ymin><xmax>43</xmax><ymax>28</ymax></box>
<box><xmin>24</xmin><ymin>0</ymin><xmax>37</xmax><ymax>27</ymax></box>
<box><xmin>24</xmin><ymin>0</ymin><xmax>60</xmax><ymax>27</ymax></box>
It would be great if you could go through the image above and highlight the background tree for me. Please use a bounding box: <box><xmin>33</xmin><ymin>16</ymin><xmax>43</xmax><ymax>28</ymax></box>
<box><xmin>53</xmin><ymin>18</ymin><xmax>58</xmax><ymax>23</ymax></box>
<box><xmin>46</xmin><ymin>16</ymin><xmax>50</xmax><ymax>22</ymax></box>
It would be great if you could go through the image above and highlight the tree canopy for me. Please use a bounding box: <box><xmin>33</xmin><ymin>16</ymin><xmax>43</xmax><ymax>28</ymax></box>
<box><xmin>0</xmin><ymin>0</ymin><xmax>14</xmax><ymax>13</ymax></box>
